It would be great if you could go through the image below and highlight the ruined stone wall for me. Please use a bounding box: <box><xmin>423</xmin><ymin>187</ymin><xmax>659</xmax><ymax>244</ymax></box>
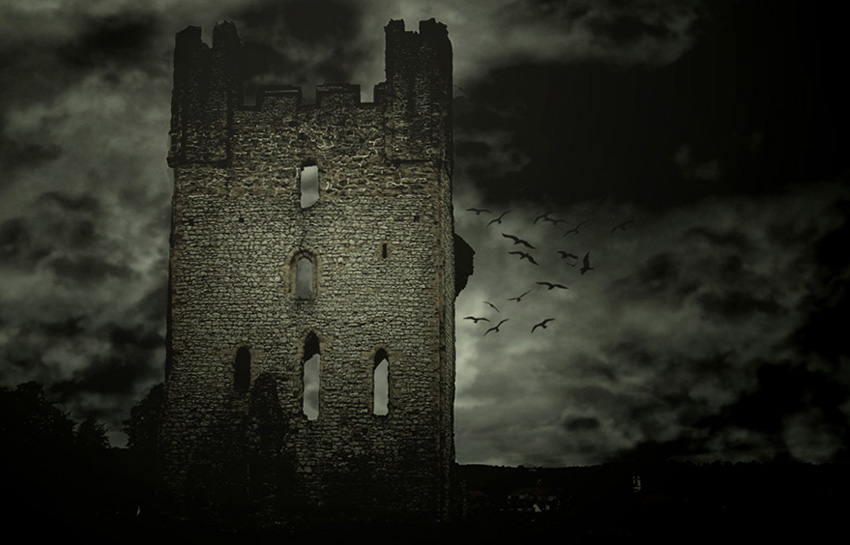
<box><xmin>158</xmin><ymin>19</ymin><xmax>462</xmax><ymax>523</ymax></box>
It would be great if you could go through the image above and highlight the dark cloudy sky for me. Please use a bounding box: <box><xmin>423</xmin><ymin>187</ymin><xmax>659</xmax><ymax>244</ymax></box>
<box><xmin>1</xmin><ymin>0</ymin><xmax>848</xmax><ymax>467</ymax></box>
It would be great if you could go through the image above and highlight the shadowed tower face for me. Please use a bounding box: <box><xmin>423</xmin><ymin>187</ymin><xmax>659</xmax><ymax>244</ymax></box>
<box><xmin>158</xmin><ymin>19</ymin><xmax>470</xmax><ymax>523</ymax></box>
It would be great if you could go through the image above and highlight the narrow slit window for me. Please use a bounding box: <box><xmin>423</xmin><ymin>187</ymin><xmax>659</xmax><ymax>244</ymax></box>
<box><xmin>381</xmin><ymin>243</ymin><xmax>388</xmax><ymax>259</ymax></box>
<box><xmin>373</xmin><ymin>349</ymin><xmax>389</xmax><ymax>416</ymax></box>
<box><xmin>234</xmin><ymin>346</ymin><xmax>251</xmax><ymax>391</ymax></box>
<box><xmin>295</xmin><ymin>257</ymin><xmax>314</xmax><ymax>298</ymax></box>
<box><xmin>300</xmin><ymin>165</ymin><xmax>319</xmax><ymax>209</ymax></box>
<box><xmin>303</xmin><ymin>333</ymin><xmax>320</xmax><ymax>420</ymax></box>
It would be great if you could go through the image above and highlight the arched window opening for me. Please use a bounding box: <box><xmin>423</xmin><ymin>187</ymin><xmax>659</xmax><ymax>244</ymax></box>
<box><xmin>373</xmin><ymin>349</ymin><xmax>389</xmax><ymax>416</ymax></box>
<box><xmin>303</xmin><ymin>333</ymin><xmax>320</xmax><ymax>420</ymax></box>
<box><xmin>300</xmin><ymin>165</ymin><xmax>319</xmax><ymax>209</ymax></box>
<box><xmin>234</xmin><ymin>346</ymin><xmax>251</xmax><ymax>391</ymax></box>
<box><xmin>295</xmin><ymin>256</ymin><xmax>314</xmax><ymax>298</ymax></box>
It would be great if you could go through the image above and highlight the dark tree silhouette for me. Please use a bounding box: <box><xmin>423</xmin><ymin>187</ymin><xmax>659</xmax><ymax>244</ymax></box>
<box><xmin>123</xmin><ymin>382</ymin><xmax>166</xmax><ymax>516</ymax></box>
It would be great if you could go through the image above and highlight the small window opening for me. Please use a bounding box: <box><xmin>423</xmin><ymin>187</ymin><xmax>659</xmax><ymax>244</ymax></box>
<box><xmin>373</xmin><ymin>349</ymin><xmax>389</xmax><ymax>416</ymax></box>
<box><xmin>303</xmin><ymin>333</ymin><xmax>320</xmax><ymax>420</ymax></box>
<box><xmin>234</xmin><ymin>346</ymin><xmax>250</xmax><ymax>391</ymax></box>
<box><xmin>300</xmin><ymin>165</ymin><xmax>319</xmax><ymax>209</ymax></box>
<box><xmin>295</xmin><ymin>257</ymin><xmax>314</xmax><ymax>298</ymax></box>
<box><xmin>381</xmin><ymin>243</ymin><xmax>388</xmax><ymax>259</ymax></box>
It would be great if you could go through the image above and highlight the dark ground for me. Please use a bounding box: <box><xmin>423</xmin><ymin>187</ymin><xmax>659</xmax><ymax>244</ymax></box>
<box><xmin>13</xmin><ymin>462</ymin><xmax>848</xmax><ymax>543</ymax></box>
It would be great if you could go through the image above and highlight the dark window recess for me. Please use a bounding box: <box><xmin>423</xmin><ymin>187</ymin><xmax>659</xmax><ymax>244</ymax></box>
<box><xmin>303</xmin><ymin>333</ymin><xmax>320</xmax><ymax>420</ymax></box>
<box><xmin>300</xmin><ymin>165</ymin><xmax>319</xmax><ymax>209</ymax></box>
<box><xmin>234</xmin><ymin>346</ymin><xmax>251</xmax><ymax>391</ymax></box>
<box><xmin>382</xmin><ymin>243</ymin><xmax>388</xmax><ymax>258</ymax></box>
<box><xmin>373</xmin><ymin>349</ymin><xmax>389</xmax><ymax>416</ymax></box>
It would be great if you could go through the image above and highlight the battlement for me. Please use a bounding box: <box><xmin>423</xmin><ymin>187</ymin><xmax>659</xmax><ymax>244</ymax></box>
<box><xmin>168</xmin><ymin>19</ymin><xmax>452</xmax><ymax>170</ymax></box>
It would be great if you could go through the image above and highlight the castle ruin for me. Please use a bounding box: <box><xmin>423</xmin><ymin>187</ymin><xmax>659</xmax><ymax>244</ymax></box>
<box><xmin>158</xmin><ymin>19</ymin><xmax>472</xmax><ymax>524</ymax></box>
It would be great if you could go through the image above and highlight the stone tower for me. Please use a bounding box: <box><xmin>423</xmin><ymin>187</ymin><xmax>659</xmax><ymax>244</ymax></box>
<box><xmin>158</xmin><ymin>19</ymin><xmax>472</xmax><ymax>524</ymax></box>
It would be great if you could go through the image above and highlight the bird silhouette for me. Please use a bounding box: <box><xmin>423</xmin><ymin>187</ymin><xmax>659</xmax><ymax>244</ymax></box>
<box><xmin>466</xmin><ymin>207</ymin><xmax>492</xmax><ymax>215</ymax></box>
<box><xmin>509</xmin><ymin>251</ymin><xmax>539</xmax><ymax>265</ymax></box>
<box><xmin>611</xmin><ymin>220</ymin><xmax>635</xmax><ymax>233</ymax></box>
<box><xmin>464</xmin><ymin>316</ymin><xmax>490</xmax><ymax>323</ymax></box>
<box><xmin>508</xmin><ymin>289</ymin><xmax>534</xmax><ymax>302</ymax></box>
<box><xmin>536</xmin><ymin>281</ymin><xmax>568</xmax><ymax>290</ymax></box>
<box><xmin>531</xmin><ymin>318</ymin><xmax>555</xmax><ymax>333</ymax></box>
<box><xmin>487</xmin><ymin>211</ymin><xmax>511</xmax><ymax>227</ymax></box>
<box><xmin>557</xmin><ymin>251</ymin><xmax>578</xmax><ymax>260</ymax></box>
<box><xmin>563</xmin><ymin>221</ymin><xmax>587</xmax><ymax>236</ymax></box>
<box><xmin>533</xmin><ymin>211</ymin><xmax>554</xmax><ymax>224</ymax></box>
<box><xmin>484</xmin><ymin>301</ymin><xmax>500</xmax><ymax>313</ymax></box>
<box><xmin>484</xmin><ymin>319</ymin><xmax>509</xmax><ymax>336</ymax></box>
<box><xmin>502</xmin><ymin>233</ymin><xmax>536</xmax><ymax>249</ymax></box>
<box><xmin>543</xmin><ymin>217</ymin><xmax>568</xmax><ymax>225</ymax></box>
<box><xmin>580</xmin><ymin>252</ymin><xmax>594</xmax><ymax>275</ymax></box>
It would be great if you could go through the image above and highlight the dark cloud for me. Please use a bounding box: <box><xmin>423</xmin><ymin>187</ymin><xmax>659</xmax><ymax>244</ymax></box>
<box><xmin>611</xmin><ymin>252</ymin><xmax>699</xmax><ymax>305</ymax></box>
<box><xmin>1</xmin><ymin>191</ymin><xmax>109</xmax><ymax>271</ymax></box>
<box><xmin>50</xmin><ymin>353</ymin><xmax>159</xmax><ymax>400</ymax></box>
<box><xmin>696</xmin><ymin>290</ymin><xmax>783</xmax><ymax>321</ymax></box>
<box><xmin>0</xmin><ymin>217</ymin><xmax>31</xmax><ymax>261</ymax></box>
<box><xmin>587</xmin><ymin>12</ymin><xmax>674</xmax><ymax>45</ymax></box>
<box><xmin>61</xmin><ymin>14</ymin><xmax>161</xmax><ymax>69</ymax></box>
<box><xmin>47</xmin><ymin>254</ymin><xmax>134</xmax><ymax>285</ymax></box>
<box><xmin>41</xmin><ymin>316</ymin><xmax>88</xmax><ymax>338</ymax></box>
<box><xmin>36</xmin><ymin>192</ymin><xmax>100</xmax><ymax>213</ymax></box>
<box><xmin>0</xmin><ymin>130</ymin><xmax>62</xmax><ymax>174</ymax></box>
<box><xmin>702</xmin><ymin>362</ymin><xmax>849</xmax><ymax>448</ymax></box>
<box><xmin>50</xmin><ymin>321</ymin><xmax>164</xmax><ymax>400</ymax></box>
<box><xmin>563</xmin><ymin>416</ymin><xmax>601</xmax><ymax>432</ymax></box>
<box><xmin>684</xmin><ymin>226</ymin><xmax>751</xmax><ymax>251</ymax></box>
<box><xmin>455</xmin><ymin>141</ymin><xmax>492</xmax><ymax>159</ymax></box>
<box><xmin>234</xmin><ymin>0</ymin><xmax>370</xmax><ymax>88</ymax></box>
<box><xmin>453</xmin><ymin>1</ymin><xmax>850</xmax><ymax>209</ymax></box>
<box><xmin>787</xmin><ymin>211</ymin><xmax>850</xmax><ymax>363</ymax></box>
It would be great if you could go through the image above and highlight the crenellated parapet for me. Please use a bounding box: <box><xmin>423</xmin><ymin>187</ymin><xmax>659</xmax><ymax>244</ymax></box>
<box><xmin>167</xmin><ymin>19</ymin><xmax>452</xmax><ymax>172</ymax></box>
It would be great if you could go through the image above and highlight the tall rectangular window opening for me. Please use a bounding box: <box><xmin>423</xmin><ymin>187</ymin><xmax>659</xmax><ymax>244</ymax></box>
<box><xmin>300</xmin><ymin>165</ymin><xmax>319</xmax><ymax>209</ymax></box>
<box><xmin>373</xmin><ymin>349</ymin><xmax>389</xmax><ymax>416</ymax></box>
<box><xmin>303</xmin><ymin>333</ymin><xmax>320</xmax><ymax>420</ymax></box>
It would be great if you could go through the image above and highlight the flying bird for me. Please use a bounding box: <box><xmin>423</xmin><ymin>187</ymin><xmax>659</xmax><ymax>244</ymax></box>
<box><xmin>466</xmin><ymin>207</ymin><xmax>492</xmax><ymax>215</ymax></box>
<box><xmin>580</xmin><ymin>252</ymin><xmax>594</xmax><ymax>275</ymax></box>
<box><xmin>531</xmin><ymin>318</ymin><xmax>555</xmax><ymax>333</ymax></box>
<box><xmin>487</xmin><ymin>211</ymin><xmax>511</xmax><ymax>227</ymax></box>
<box><xmin>464</xmin><ymin>316</ymin><xmax>490</xmax><ymax>323</ymax></box>
<box><xmin>508</xmin><ymin>289</ymin><xmax>534</xmax><ymax>302</ymax></box>
<box><xmin>611</xmin><ymin>220</ymin><xmax>635</xmax><ymax>233</ymax></box>
<box><xmin>563</xmin><ymin>221</ymin><xmax>587</xmax><ymax>236</ymax></box>
<box><xmin>509</xmin><ymin>251</ymin><xmax>539</xmax><ymax>265</ymax></box>
<box><xmin>557</xmin><ymin>251</ymin><xmax>578</xmax><ymax>260</ymax></box>
<box><xmin>533</xmin><ymin>211</ymin><xmax>554</xmax><ymax>224</ymax></box>
<box><xmin>484</xmin><ymin>301</ymin><xmax>500</xmax><ymax>313</ymax></box>
<box><xmin>536</xmin><ymin>281</ymin><xmax>568</xmax><ymax>290</ymax></box>
<box><xmin>502</xmin><ymin>233</ymin><xmax>536</xmax><ymax>249</ymax></box>
<box><xmin>484</xmin><ymin>319</ymin><xmax>509</xmax><ymax>336</ymax></box>
<box><xmin>543</xmin><ymin>217</ymin><xmax>568</xmax><ymax>225</ymax></box>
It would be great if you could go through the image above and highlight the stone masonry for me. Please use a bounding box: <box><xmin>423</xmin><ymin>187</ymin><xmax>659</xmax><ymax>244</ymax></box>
<box><xmin>158</xmin><ymin>19</ymin><xmax>473</xmax><ymax>524</ymax></box>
